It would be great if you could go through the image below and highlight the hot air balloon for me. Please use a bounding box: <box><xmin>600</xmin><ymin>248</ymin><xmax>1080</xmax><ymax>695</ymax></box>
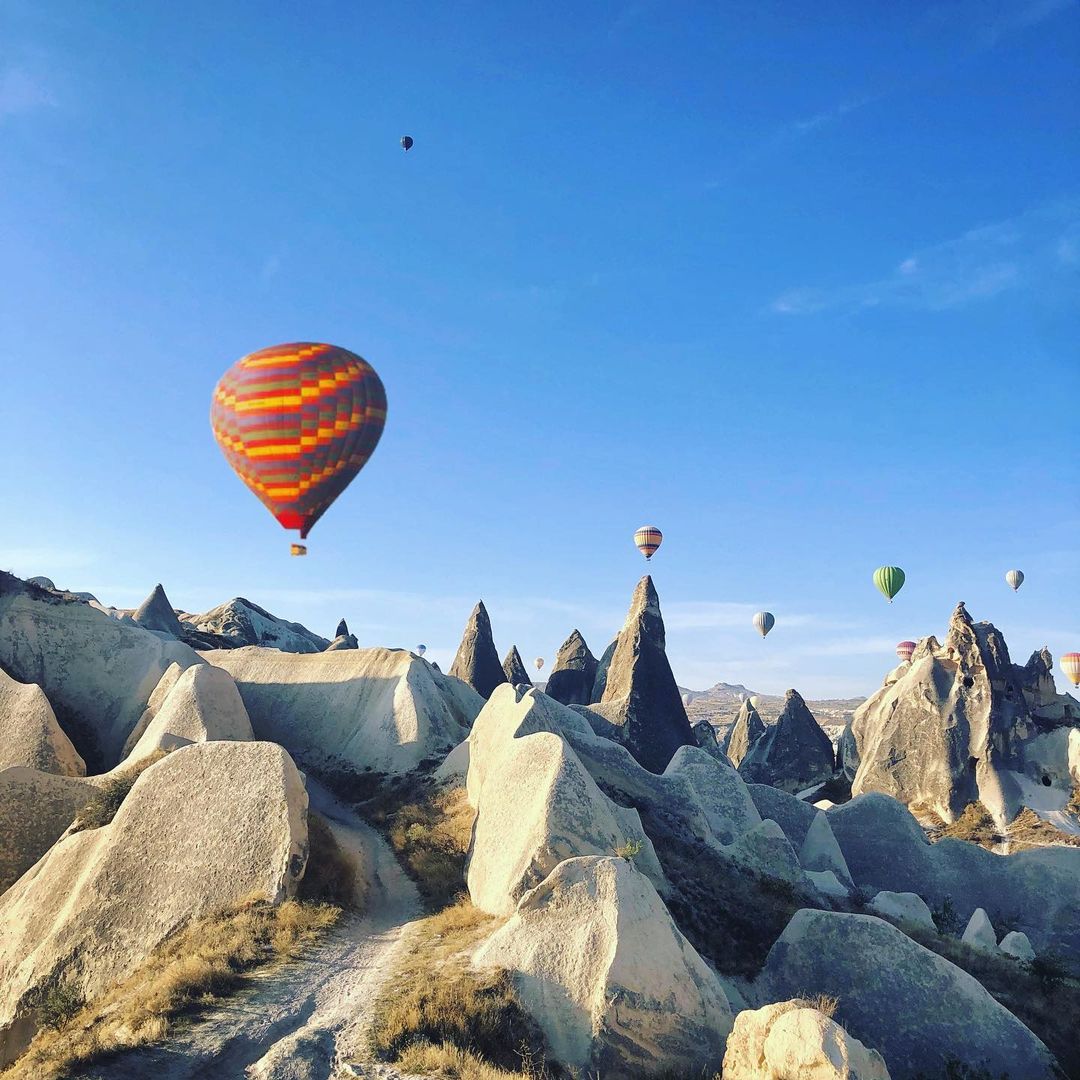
<box><xmin>534</xmin><ymin>657</ymin><xmax>544</xmax><ymax>671</ymax></box>
<box><xmin>753</xmin><ymin>611</ymin><xmax>775</xmax><ymax>638</ymax></box>
<box><xmin>416</xmin><ymin>644</ymin><xmax>427</xmax><ymax>657</ymax></box>
<box><xmin>400</xmin><ymin>135</ymin><xmax>413</xmax><ymax>151</ymax></box>
<box><xmin>873</xmin><ymin>566</ymin><xmax>905</xmax><ymax>603</ymax></box>
<box><xmin>1062</xmin><ymin>653</ymin><xmax>1080</xmax><ymax>687</ymax></box>
<box><xmin>1005</xmin><ymin>570</ymin><xmax>1024</xmax><ymax>592</ymax></box>
<box><xmin>749</xmin><ymin>695</ymin><xmax>760</xmax><ymax>708</ymax></box>
<box><xmin>634</xmin><ymin>525</ymin><xmax>663</xmax><ymax>561</ymax></box>
<box><xmin>896</xmin><ymin>640</ymin><xmax>917</xmax><ymax>663</ymax></box>
<box><xmin>682</xmin><ymin>692</ymin><xmax>691</xmax><ymax>707</ymax></box>
<box><xmin>211</xmin><ymin>343</ymin><xmax>387</xmax><ymax>554</ymax></box>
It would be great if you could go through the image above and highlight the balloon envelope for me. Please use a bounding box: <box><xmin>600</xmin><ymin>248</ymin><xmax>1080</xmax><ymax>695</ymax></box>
<box><xmin>1005</xmin><ymin>570</ymin><xmax>1024</xmax><ymax>591</ymax></box>
<box><xmin>211</xmin><ymin>344</ymin><xmax>387</xmax><ymax>542</ymax></box>
<box><xmin>1062</xmin><ymin>653</ymin><xmax>1080</xmax><ymax>687</ymax></box>
<box><xmin>749</xmin><ymin>696</ymin><xmax>760</xmax><ymax>708</ymax></box>
<box><xmin>416</xmin><ymin>644</ymin><xmax>427</xmax><ymax>656</ymax></box>
<box><xmin>896</xmin><ymin>640</ymin><xmax>917</xmax><ymax>663</ymax></box>
<box><xmin>753</xmin><ymin>611</ymin><xmax>775</xmax><ymax>637</ymax></box>
<box><xmin>534</xmin><ymin>657</ymin><xmax>544</xmax><ymax>671</ymax></box>
<box><xmin>873</xmin><ymin>566</ymin><xmax>906</xmax><ymax>602</ymax></box>
<box><xmin>400</xmin><ymin>135</ymin><xmax>413</xmax><ymax>150</ymax></box>
<box><xmin>634</xmin><ymin>525</ymin><xmax>663</xmax><ymax>560</ymax></box>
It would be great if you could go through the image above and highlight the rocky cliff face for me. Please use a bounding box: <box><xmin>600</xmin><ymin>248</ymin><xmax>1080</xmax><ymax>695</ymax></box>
<box><xmin>851</xmin><ymin>602</ymin><xmax>1080</xmax><ymax>825</ymax></box>
<box><xmin>501</xmin><ymin>645</ymin><xmax>532</xmax><ymax>688</ymax></box>
<box><xmin>738</xmin><ymin>690</ymin><xmax>835</xmax><ymax>793</ymax></box>
<box><xmin>723</xmin><ymin>698</ymin><xmax>766</xmax><ymax>767</ymax></box>
<box><xmin>448</xmin><ymin>601</ymin><xmax>507</xmax><ymax>700</ymax></box>
<box><xmin>180</xmin><ymin>598</ymin><xmax>330</xmax><ymax>653</ymax></box>
<box><xmin>544</xmin><ymin>630</ymin><xmax>598</xmax><ymax>706</ymax></box>
<box><xmin>132</xmin><ymin>584</ymin><xmax>184</xmax><ymax>637</ymax></box>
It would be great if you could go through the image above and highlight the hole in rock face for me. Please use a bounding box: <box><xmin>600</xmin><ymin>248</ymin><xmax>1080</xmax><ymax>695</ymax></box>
<box><xmin>1042</xmin><ymin>775</ymin><xmax>1052</xmax><ymax>787</ymax></box>
<box><xmin>962</xmin><ymin>676</ymin><xmax>975</xmax><ymax>689</ymax></box>
<box><xmin>968</xmin><ymin>756</ymin><xmax>978</xmax><ymax>772</ymax></box>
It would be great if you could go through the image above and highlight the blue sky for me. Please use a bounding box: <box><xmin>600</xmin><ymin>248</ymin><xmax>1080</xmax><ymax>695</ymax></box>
<box><xmin>1</xmin><ymin>1</ymin><xmax>1077</xmax><ymax>698</ymax></box>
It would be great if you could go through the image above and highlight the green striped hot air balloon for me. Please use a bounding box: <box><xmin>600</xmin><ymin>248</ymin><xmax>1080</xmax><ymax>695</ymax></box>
<box><xmin>873</xmin><ymin>566</ymin><xmax>906</xmax><ymax>603</ymax></box>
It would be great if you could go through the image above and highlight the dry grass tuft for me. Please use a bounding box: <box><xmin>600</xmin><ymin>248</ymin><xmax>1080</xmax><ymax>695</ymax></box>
<box><xmin>4</xmin><ymin>895</ymin><xmax>340</xmax><ymax>1079</ymax></box>
<box><xmin>71</xmin><ymin>751</ymin><xmax>168</xmax><ymax>832</ymax></box>
<box><xmin>369</xmin><ymin>897</ymin><xmax>550</xmax><ymax>1077</ymax></box>
<box><xmin>297</xmin><ymin>811</ymin><xmax>359</xmax><ymax>906</ymax></box>
<box><xmin>937</xmin><ymin>802</ymin><xmax>1001</xmax><ymax>848</ymax></box>
<box><xmin>1003</xmin><ymin>808</ymin><xmax>1080</xmax><ymax>852</ymax></box>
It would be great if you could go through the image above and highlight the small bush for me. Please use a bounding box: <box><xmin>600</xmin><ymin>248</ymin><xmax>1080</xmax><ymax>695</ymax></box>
<box><xmin>932</xmin><ymin>895</ymin><xmax>964</xmax><ymax>937</ymax></box>
<box><xmin>297</xmin><ymin>812</ymin><xmax>358</xmax><ymax>907</ymax></box>
<box><xmin>614</xmin><ymin>838</ymin><xmax>643</xmax><ymax>861</ymax></box>
<box><xmin>71</xmin><ymin>751</ymin><xmax>168</xmax><ymax>832</ymax></box>
<box><xmin>33</xmin><ymin>983</ymin><xmax>84</xmax><ymax>1030</ymax></box>
<box><xmin>938</xmin><ymin>803</ymin><xmax>1001</xmax><ymax>848</ymax></box>
<box><xmin>1030</xmin><ymin>950</ymin><xmax>1069</xmax><ymax>990</ymax></box>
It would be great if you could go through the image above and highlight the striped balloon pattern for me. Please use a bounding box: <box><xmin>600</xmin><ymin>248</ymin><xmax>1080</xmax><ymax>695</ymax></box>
<box><xmin>211</xmin><ymin>343</ymin><xmax>387</xmax><ymax>541</ymax></box>
<box><xmin>896</xmin><ymin>640</ymin><xmax>917</xmax><ymax>663</ymax></box>
<box><xmin>873</xmin><ymin>565</ymin><xmax>906</xmax><ymax>603</ymax></box>
<box><xmin>1005</xmin><ymin>570</ymin><xmax>1024</xmax><ymax>591</ymax></box>
<box><xmin>634</xmin><ymin>525</ymin><xmax>663</xmax><ymax>560</ymax></box>
<box><xmin>1062</xmin><ymin>653</ymin><xmax>1080</xmax><ymax>687</ymax></box>
<box><xmin>753</xmin><ymin>611</ymin><xmax>775</xmax><ymax>638</ymax></box>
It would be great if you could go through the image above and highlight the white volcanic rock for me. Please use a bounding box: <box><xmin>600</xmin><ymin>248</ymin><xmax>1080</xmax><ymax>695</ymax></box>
<box><xmin>0</xmin><ymin>767</ymin><xmax>95</xmax><ymax>894</ymax></box>
<box><xmin>746</xmin><ymin>782</ymin><xmax>819</xmax><ymax>849</ymax></box>
<box><xmin>180</xmin><ymin>597</ymin><xmax>330</xmax><ymax>653</ymax></box>
<box><xmin>690</xmin><ymin>719</ymin><xmax>728</xmax><ymax>762</ymax></box>
<box><xmin>868</xmin><ymin>891</ymin><xmax>935</xmax><ymax>930</ymax></box>
<box><xmin>121</xmin><ymin>663</ymin><xmax>253</xmax><ymax>764</ymax></box>
<box><xmin>798</xmin><ymin>811</ymin><xmax>853</xmax><ymax>890</ymax></box>
<box><xmin>665</xmin><ymin>744</ymin><xmax>761</xmax><ymax>846</ymax></box>
<box><xmin>324</xmin><ymin>633</ymin><xmax>359</xmax><ymax>651</ymax></box>
<box><xmin>207</xmin><ymin>646</ymin><xmax>482</xmax><ymax>776</ymax></box>
<box><xmin>448</xmin><ymin>600</ymin><xmax>506</xmax><ymax>700</ymax></box>
<box><xmin>501</xmin><ymin>645</ymin><xmax>533</xmax><ymax>688</ymax></box>
<box><xmin>465</xmin><ymin>686</ymin><xmax>663</xmax><ymax>915</ymax></box>
<box><xmin>738</xmin><ymin>690</ymin><xmax>835</xmax><ymax>793</ymax></box>
<box><xmin>961</xmin><ymin>907</ymin><xmax>997</xmax><ymax>950</ymax></box>
<box><xmin>728</xmin><ymin>819</ymin><xmax>803</xmax><ymax>885</ymax></box>
<box><xmin>473</xmin><ymin>855</ymin><xmax>732</xmax><ymax>1078</ymax></box>
<box><xmin>132</xmin><ymin>583</ymin><xmax>184</xmax><ymax>637</ymax></box>
<box><xmin>761</xmin><ymin>909</ymin><xmax>1058</xmax><ymax>1080</ymax></box>
<box><xmin>723</xmin><ymin>1000</ymin><xmax>891</xmax><ymax>1080</ymax></box>
<box><xmin>723</xmin><ymin>698</ymin><xmax>766</xmax><ymax>767</ymax></box>
<box><xmin>0</xmin><ymin>574</ymin><xmax>201</xmax><ymax>768</ymax></box>
<box><xmin>0</xmin><ymin>668</ymin><xmax>85</xmax><ymax>776</ymax></box>
<box><xmin>1000</xmin><ymin>930</ymin><xmax>1035</xmax><ymax>962</ymax></box>
<box><xmin>0</xmin><ymin>741</ymin><xmax>308</xmax><ymax>1067</ymax></box>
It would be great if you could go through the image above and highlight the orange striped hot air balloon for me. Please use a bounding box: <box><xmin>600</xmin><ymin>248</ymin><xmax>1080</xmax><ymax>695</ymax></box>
<box><xmin>211</xmin><ymin>343</ymin><xmax>387</xmax><ymax>553</ymax></box>
<box><xmin>634</xmin><ymin>525</ymin><xmax>663</xmax><ymax>560</ymax></box>
<box><xmin>1062</xmin><ymin>652</ymin><xmax>1080</xmax><ymax>688</ymax></box>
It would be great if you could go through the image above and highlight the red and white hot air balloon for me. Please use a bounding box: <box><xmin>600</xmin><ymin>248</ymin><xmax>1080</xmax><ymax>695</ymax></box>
<box><xmin>896</xmin><ymin>640</ymin><xmax>917</xmax><ymax>663</ymax></box>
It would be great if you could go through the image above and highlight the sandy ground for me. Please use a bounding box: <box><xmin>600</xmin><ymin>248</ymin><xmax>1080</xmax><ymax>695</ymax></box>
<box><xmin>72</xmin><ymin>780</ymin><xmax>424</xmax><ymax>1080</ymax></box>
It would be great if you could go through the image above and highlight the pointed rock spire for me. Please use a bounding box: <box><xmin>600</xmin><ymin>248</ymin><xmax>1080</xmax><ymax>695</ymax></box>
<box><xmin>449</xmin><ymin>601</ymin><xmax>507</xmax><ymax>700</ymax></box>
<box><xmin>133</xmin><ymin>584</ymin><xmax>183</xmax><ymax>637</ymax></box>
<box><xmin>335</xmin><ymin>618</ymin><xmax>349</xmax><ymax>639</ymax></box>
<box><xmin>502</xmin><ymin>646</ymin><xmax>533</xmax><ymax>688</ymax></box>
<box><xmin>545</xmin><ymin>629</ymin><xmax>598</xmax><ymax>706</ymax></box>
<box><xmin>738</xmin><ymin>689</ymin><xmax>834</xmax><ymax>793</ymax></box>
<box><xmin>591</xmin><ymin>637</ymin><xmax>618</xmax><ymax>702</ymax></box>
<box><xmin>723</xmin><ymin>698</ymin><xmax>766</xmax><ymax>767</ymax></box>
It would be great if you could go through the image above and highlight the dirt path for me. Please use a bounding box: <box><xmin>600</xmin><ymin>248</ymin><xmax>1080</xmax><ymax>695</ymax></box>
<box><xmin>73</xmin><ymin>780</ymin><xmax>423</xmax><ymax>1080</ymax></box>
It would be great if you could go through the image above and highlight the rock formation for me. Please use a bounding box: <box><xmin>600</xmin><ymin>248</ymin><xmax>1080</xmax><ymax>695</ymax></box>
<box><xmin>25</xmin><ymin>577</ymin><xmax>55</xmax><ymax>591</ymax></box>
<box><xmin>0</xmin><ymin>668</ymin><xmax>85</xmax><ymax>776</ymax></box>
<box><xmin>325</xmin><ymin>630</ymin><xmax>359</xmax><ymax>651</ymax></box>
<box><xmin>448</xmin><ymin>601</ymin><xmax>506</xmax><ymax>700</ymax></box>
<box><xmin>335</xmin><ymin>618</ymin><xmax>349</xmax><ymax>639</ymax></box>
<box><xmin>591</xmin><ymin>636</ymin><xmax>617</xmax><ymax>701</ymax></box>
<box><xmin>723</xmin><ymin>697</ymin><xmax>765</xmax><ymax>767</ymax></box>
<box><xmin>798</xmin><ymin>810</ymin><xmax>853</xmax><ymax>890</ymax></box>
<box><xmin>473</xmin><ymin>856</ymin><xmax>732</xmax><ymax>1077</ymax></box>
<box><xmin>691</xmin><ymin>719</ymin><xmax>727</xmax><ymax>761</ymax></box>
<box><xmin>738</xmin><ymin>690</ymin><xmax>834</xmax><ymax>793</ymax></box>
<box><xmin>501</xmin><ymin>645</ymin><xmax>532</xmax><ymax>687</ymax></box>
<box><xmin>588</xmin><ymin>576</ymin><xmax>695</xmax><ymax>773</ymax></box>
<box><xmin>132</xmin><ymin>583</ymin><xmax>184</xmax><ymax>637</ymax></box>
<box><xmin>723</xmin><ymin>1000</ymin><xmax>890</xmax><ymax>1080</ymax></box>
<box><xmin>0</xmin><ymin>741</ymin><xmax>308</xmax><ymax>1066</ymax></box>
<box><xmin>207</xmin><ymin>646</ymin><xmax>482</xmax><ymax>775</ymax></box>
<box><xmin>180</xmin><ymin>598</ymin><xmax>330</xmax><ymax>653</ymax></box>
<box><xmin>543</xmin><ymin>630</ymin><xmax>597</xmax><ymax>706</ymax></box>
<box><xmin>851</xmin><ymin>603</ymin><xmax>1080</xmax><ymax>824</ymax></box>
<box><xmin>762</xmin><ymin>909</ymin><xmax>1058</xmax><ymax>1080</ymax></box>
<box><xmin>961</xmin><ymin>907</ymin><xmax>997</xmax><ymax>950</ymax></box>
<box><xmin>1000</xmin><ymin>930</ymin><xmax>1035</xmax><ymax>962</ymax></box>
<box><xmin>867</xmin><ymin>890</ymin><xmax>934</xmax><ymax>930</ymax></box>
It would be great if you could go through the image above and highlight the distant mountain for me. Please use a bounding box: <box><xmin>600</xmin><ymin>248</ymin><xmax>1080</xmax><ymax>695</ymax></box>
<box><xmin>678</xmin><ymin>682</ymin><xmax>864</xmax><ymax>734</ymax></box>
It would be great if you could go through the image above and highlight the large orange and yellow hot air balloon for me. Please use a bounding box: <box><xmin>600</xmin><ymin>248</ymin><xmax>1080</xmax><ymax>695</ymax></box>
<box><xmin>211</xmin><ymin>343</ymin><xmax>387</xmax><ymax>553</ymax></box>
<box><xmin>1062</xmin><ymin>652</ymin><xmax>1080</xmax><ymax>688</ymax></box>
<box><xmin>634</xmin><ymin>526</ymin><xmax>663</xmax><ymax>561</ymax></box>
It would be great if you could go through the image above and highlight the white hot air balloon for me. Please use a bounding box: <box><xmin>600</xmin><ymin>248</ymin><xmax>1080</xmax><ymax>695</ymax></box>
<box><xmin>416</xmin><ymin>644</ymin><xmax>427</xmax><ymax>656</ymax></box>
<box><xmin>1005</xmin><ymin>570</ymin><xmax>1024</xmax><ymax>592</ymax></box>
<box><xmin>749</xmin><ymin>695</ymin><xmax>760</xmax><ymax>708</ymax></box>
<box><xmin>682</xmin><ymin>692</ymin><xmax>691</xmax><ymax>707</ymax></box>
<box><xmin>534</xmin><ymin>657</ymin><xmax>544</xmax><ymax>672</ymax></box>
<box><xmin>753</xmin><ymin>612</ymin><xmax>775</xmax><ymax>638</ymax></box>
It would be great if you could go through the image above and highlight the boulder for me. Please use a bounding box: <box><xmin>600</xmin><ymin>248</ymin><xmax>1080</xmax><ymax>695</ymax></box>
<box><xmin>723</xmin><ymin>698</ymin><xmax>766</xmax><ymax>767</ymax></box>
<box><xmin>727</xmin><ymin>819</ymin><xmax>803</xmax><ymax>885</ymax></box>
<box><xmin>0</xmin><ymin>574</ymin><xmax>201</xmax><ymax>769</ymax></box>
<box><xmin>448</xmin><ymin>601</ymin><xmax>506</xmax><ymax>700</ymax></box>
<box><xmin>473</xmin><ymin>855</ymin><xmax>732</xmax><ymax>1078</ymax></box>
<box><xmin>206</xmin><ymin>646</ymin><xmax>482</xmax><ymax>776</ymax></box>
<box><xmin>0</xmin><ymin>668</ymin><xmax>85</xmax><ymax>776</ymax></box>
<box><xmin>465</xmin><ymin>686</ymin><xmax>663</xmax><ymax>915</ymax></box>
<box><xmin>867</xmin><ymin>891</ymin><xmax>935</xmax><ymax>931</ymax></box>
<box><xmin>738</xmin><ymin>690</ymin><xmax>835</xmax><ymax>793</ymax></box>
<box><xmin>593</xmin><ymin>576</ymin><xmax>695</xmax><ymax>773</ymax></box>
<box><xmin>132</xmin><ymin>583</ymin><xmax>184</xmax><ymax>637</ymax></box>
<box><xmin>665</xmin><ymin>745</ymin><xmax>760</xmax><ymax>846</ymax></box>
<box><xmin>761</xmin><ymin>909</ymin><xmax>1058</xmax><ymax>1080</ymax></box>
<box><xmin>501</xmin><ymin>645</ymin><xmax>533</xmax><ymax>688</ymax></box>
<box><xmin>961</xmin><ymin>907</ymin><xmax>997</xmax><ymax>950</ymax></box>
<box><xmin>691</xmin><ymin>720</ymin><xmax>728</xmax><ymax>762</ymax></box>
<box><xmin>120</xmin><ymin>663</ymin><xmax>253</xmax><ymax>763</ymax></box>
<box><xmin>0</xmin><ymin>767</ymin><xmax>95</xmax><ymax>894</ymax></box>
<box><xmin>180</xmin><ymin>597</ymin><xmax>330</xmax><ymax>653</ymax></box>
<box><xmin>723</xmin><ymin>1000</ymin><xmax>890</xmax><ymax>1080</ymax></box>
<box><xmin>0</xmin><ymin>741</ymin><xmax>308</xmax><ymax>1066</ymax></box>
<box><xmin>747</xmin><ymin>782</ymin><xmax>819</xmax><ymax>850</ymax></box>
<box><xmin>1000</xmin><ymin>930</ymin><xmax>1035</xmax><ymax>962</ymax></box>
<box><xmin>798</xmin><ymin>811</ymin><xmax>853</xmax><ymax>890</ymax></box>
<box><xmin>544</xmin><ymin>630</ymin><xmax>598</xmax><ymax>707</ymax></box>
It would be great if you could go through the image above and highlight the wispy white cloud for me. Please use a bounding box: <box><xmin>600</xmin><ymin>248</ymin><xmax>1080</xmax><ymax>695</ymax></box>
<box><xmin>0</xmin><ymin>66</ymin><xmax>55</xmax><ymax>118</ymax></box>
<box><xmin>771</xmin><ymin>198</ymin><xmax>1079</xmax><ymax>316</ymax></box>
<box><xmin>978</xmin><ymin>0</ymin><xmax>1076</xmax><ymax>45</ymax></box>
<box><xmin>790</xmin><ymin>96</ymin><xmax>877</xmax><ymax>136</ymax></box>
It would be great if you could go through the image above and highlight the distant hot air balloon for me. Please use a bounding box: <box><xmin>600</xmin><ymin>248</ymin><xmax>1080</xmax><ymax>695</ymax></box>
<box><xmin>896</xmin><ymin>640</ymin><xmax>917</xmax><ymax>663</ymax></box>
<box><xmin>753</xmin><ymin>611</ymin><xmax>775</xmax><ymax>638</ymax></box>
<box><xmin>400</xmin><ymin>135</ymin><xmax>413</xmax><ymax>151</ymax></box>
<box><xmin>211</xmin><ymin>343</ymin><xmax>387</xmax><ymax>554</ymax></box>
<box><xmin>416</xmin><ymin>644</ymin><xmax>427</xmax><ymax>657</ymax></box>
<box><xmin>749</xmin><ymin>695</ymin><xmax>760</xmax><ymax>708</ymax></box>
<box><xmin>682</xmin><ymin>692</ymin><xmax>691</xmax><ymax>707</ymax></box>
<box><xmin>1062</xmin><ymin>653</ymin><xmax>1080</xmax><ymax>687</ymax></box>
<box><xmin>1005</xmin><ymin>570</ymin><xmax>1024</xmax><ymax>592</ymax></box>
<box><xmin>534</xmin><ymin>657</ymin><xmax>544</xmax><ymax>671</ymax></box>
<box><xmin>873</xmin><ymin>566</ymin><xmax>906</xmax><ymax>603</ymax></box>
<box><xmin>634</xmin><ymin>525</ymin><xmax>663</xmax><ymax>561</ymax></box>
